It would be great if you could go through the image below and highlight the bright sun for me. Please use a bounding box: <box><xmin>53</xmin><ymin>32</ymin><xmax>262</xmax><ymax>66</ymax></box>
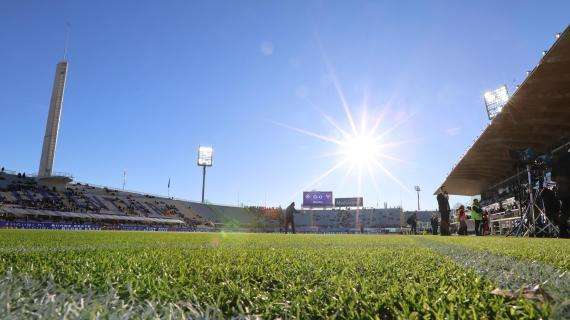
<box><xmin>273</xmin><ymin>105</ymin><xmax>413</xmax><ymax>199</ymax></box>
<box><xmin>272</xmin><ymin>54</ymin><xmax>414</xmax><ymax>199</ymax></box>
<box><xmin>341</xmin><ymin>134</ymin><xmax>378</xmax><ymax>166</ymax></box>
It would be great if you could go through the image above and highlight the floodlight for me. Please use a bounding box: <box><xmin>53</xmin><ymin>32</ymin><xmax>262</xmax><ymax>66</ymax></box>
<box><xmin>197</xmin><ymin>146</ymin><xmax>213</xmax><ymax>203</ymax></box>
<box><xmin>197</xmin><ymin>146</ymin><xmax>213</xmax><ymax>167</ymax></box>
<box><xmin>483</xmin><ymin>85</ymin><xmax>509</xmax><ymax>120</ymax></box>
<box><xmin>414</xmin><ymin>186</ymin><xmax>421</xmax><ymax>211</ymax></box>
<box><xmin>556</xmin><ymin>33</ymin><xmax>561</xmax><ymax>39</ymax></box>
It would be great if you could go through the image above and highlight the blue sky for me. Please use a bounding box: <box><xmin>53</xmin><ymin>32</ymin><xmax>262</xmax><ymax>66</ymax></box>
<box><xmin>1</xmin><ymin>1</ymin><xmax>568</xmax><ymax>210</ymax></box>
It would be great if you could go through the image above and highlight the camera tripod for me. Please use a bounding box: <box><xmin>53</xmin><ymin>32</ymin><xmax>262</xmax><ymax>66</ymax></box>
<box><xmin>507</xmin><ymin>164</ymin><xmax>559</xmax><ymax>237</ymax></box>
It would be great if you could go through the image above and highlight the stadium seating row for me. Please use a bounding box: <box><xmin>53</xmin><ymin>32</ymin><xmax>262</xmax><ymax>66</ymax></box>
<box><xmin>1</xmin><ymin>171</ymin><xmax>419</xmax><ymax>231</ymax></box>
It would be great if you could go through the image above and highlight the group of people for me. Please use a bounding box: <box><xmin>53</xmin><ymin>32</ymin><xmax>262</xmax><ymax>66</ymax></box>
<box><xmin>455</xmin><ymin>199</ymin><xmax>489</xmax><ymax>236</ymax></box>
<box><xmin>436</xmin><ymin>186</ymin><xmax>489</xmax><ymax>236</ymax></box>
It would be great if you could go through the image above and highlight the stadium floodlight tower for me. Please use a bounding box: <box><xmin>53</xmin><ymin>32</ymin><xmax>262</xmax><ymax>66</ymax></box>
<box><xmin>197</xmin><ymin>146</ymin><xmax>213</xmax><ymax>203</ymax></box>
<box><xmin>38</xmin><ymin>60</ymin><xmax>68</xmax><ymax>178</ymax></box>
<box><xmin>483</xmin><ymin>85</ymin><xmax>509</xmax><ymax>120</ymax></box>
<box><xmin>414</xmin><ymin>186</ymin><xmax>421</xmax><ymax>211</ymax></box>
<box><xmin>37</xmin><ymin>38</ymin><xmax>73</xmax><ymax>191</ymax></box>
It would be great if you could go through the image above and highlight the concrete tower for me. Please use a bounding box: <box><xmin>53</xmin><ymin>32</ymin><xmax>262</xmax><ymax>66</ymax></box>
<box><xmin>38</xmin><ymin>60</ymin><xmax>68</xmax><ymax>177</ymax></box>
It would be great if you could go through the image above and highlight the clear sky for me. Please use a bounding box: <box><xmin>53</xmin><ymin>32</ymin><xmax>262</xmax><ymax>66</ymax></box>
<box><xmin>1</xmin><ymin>1</ymin><xmax>568</xmax><ymax>210</ymax></box>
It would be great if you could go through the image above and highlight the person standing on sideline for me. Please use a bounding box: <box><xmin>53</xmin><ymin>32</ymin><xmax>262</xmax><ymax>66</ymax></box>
<box><xmin>457</xmin><ymin>205</ymin><xmax>467</xmax><ymax>235</ymax></box>
<box><xmin>284</xmin><ymin>202</ymin><xmax>298</xmax><ymax>234</ymax></box>
<box><xmin>407</xmin><ymin>211</ymin><xmax>417</xmax><ymax>234</ymax></box>
<box><xmin>430</xmin><ymin>212</ymin><xmax>439</xmax><ymax>235</ymax></box>
<box><xmin>437</xmin><ymin>187</ymin><xmax>451</xmax><ymax>235</ymax></box>
<box><xmin>471</xmin><ymin>199</ymin><xmax>483</xmax><ymax>236</ymax></box>
<box><xmin>482</xmin><ymin>209</ymin><xmax>490</xmax><ymax>235</ymax></box>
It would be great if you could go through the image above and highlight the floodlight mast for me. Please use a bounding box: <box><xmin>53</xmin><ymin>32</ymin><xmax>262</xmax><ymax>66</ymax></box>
<box><xmin>197</xmin><ymin>146</ymin><xmax>213</xmax><ymax>203</ymax></box>
<box><xmin>414</xmin><ymin>186</ymin><xmax>421</xmax><ymax>211</ymax></box>
<box><xmin>201</xmin><ymin>166</ymin><xmax>206</xmax><ymax>203</ymax></box>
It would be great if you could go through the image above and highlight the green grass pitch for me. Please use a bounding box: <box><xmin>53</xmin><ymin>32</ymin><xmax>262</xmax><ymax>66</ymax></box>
<box><xmin>0</xmin><ymin>230</ymin><xmax>568</xmax><ymax>319</ymax></box>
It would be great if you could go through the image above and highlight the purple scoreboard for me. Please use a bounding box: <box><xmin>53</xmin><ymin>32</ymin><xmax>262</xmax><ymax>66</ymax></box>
<box><xmin>302</xmin><ymin>191</ymin><xmax>333</xmax><ymax>207</ymax></box>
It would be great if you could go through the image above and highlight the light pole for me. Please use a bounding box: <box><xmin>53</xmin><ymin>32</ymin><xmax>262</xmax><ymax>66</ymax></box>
<box><xmin>201</xmin><ymin>166</ymin><xmax>206</xmax><ymax>203</ymax></box>
<box><xmin>197</xmin><ymin>146</ymin><xmax>213</xmax><ymax>203</ymax></box>
<box><xmin>414</xmin><ymin>186</ymin><xmax>421</xmax><ymax>211</ymax></box>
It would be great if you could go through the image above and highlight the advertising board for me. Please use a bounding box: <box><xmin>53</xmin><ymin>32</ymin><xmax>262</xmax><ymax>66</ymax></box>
<box><xmin>302</xmin><ymin>191</ymin><xmax>333</xmax><ymax>207</ymax></box>
<box><xmin>335</xmin><ymin>197</ymin><xmax>364</xmax><ymax>207</ymax></box>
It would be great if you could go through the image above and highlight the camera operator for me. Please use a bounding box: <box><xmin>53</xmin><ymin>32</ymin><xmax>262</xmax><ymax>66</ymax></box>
<box><xmin>436</xmin><ymin>187</ymin><xmax>450</xmax><ymax>236</ymax></box>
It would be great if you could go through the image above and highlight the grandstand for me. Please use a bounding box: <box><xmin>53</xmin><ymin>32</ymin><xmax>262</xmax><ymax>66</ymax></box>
<box><xmin>1</xmin><ymin>168</ymin><xmax>414</xmax><ymax>233</ymax></box>
<box><xmin>0</xmin><ymin>169</ymin><xmax>271</xmax><ymax>231</ymax></box>
<box><xmin>295</xmin><ymin>207</ymin><xmax>404</xmax><ymax>233</ymax></box>
<box><xmin>439</xmin><ymin>26</ymin><xmax>570</xmax><ymax>236</ymax></box>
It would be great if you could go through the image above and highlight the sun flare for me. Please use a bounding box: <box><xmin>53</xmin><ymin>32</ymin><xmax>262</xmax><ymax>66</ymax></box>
<box><xmin>273</xmin><ymin>53</ymin><xmax>415</xmax><ymax>200</ymax></box>
<box><xmin>274</xmin><ymin>103</ymin><xmax>414</xmax><ymax>201</ymax></box>
<box><xmin>341</xmin><ymin>134</ymin><xmax>378</xmax><ymax>167</ymax></box>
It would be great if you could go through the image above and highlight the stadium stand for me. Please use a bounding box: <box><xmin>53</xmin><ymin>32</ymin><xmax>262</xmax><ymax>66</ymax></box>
<box><xmin>0</xmin><ymin>171</ymin><xmax>266</xmax><ymax>230</ymax></box>
<box><xmin>1</xmin><ymin>169</ymin><xmax>415</xmax><ymax>233</ymax></box>
<box><xmin>295</xmin><ymin>208</ymin><xmax>404</xmax><ymax>232</ymax></box>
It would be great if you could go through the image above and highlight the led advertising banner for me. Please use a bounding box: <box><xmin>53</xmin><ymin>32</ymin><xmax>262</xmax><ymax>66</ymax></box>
<box><xmin>335</xmin><ymin>197</ymin><xmax>364</xmax><ymax>207</ymax></box>
<box><xmin>302</xmin><ymin>191</ymin><xmax>333</xmax><ymax>207</ymax></box>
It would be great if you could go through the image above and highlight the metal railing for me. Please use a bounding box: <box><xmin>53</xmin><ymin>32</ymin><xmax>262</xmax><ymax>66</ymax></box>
<box><xmin>0</xmin><ymin>168</ymin><xmax>34</xmax><ymax>177</ymax></box>
<box><xmin>0</xmin><ymin>168</ymin><xmax>73</xmax><ymax>179</ymax></box>
<box><xmin>48</xmin><ymin>171</ymin><xmax>74</xmax><ymax>179</ymax></box>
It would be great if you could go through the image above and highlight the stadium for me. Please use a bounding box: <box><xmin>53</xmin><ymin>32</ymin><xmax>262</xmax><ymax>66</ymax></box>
<box><xmin>1</xmin><ymin>4</ymin><xmax>569</xmax><ymax>319</ymax></box>
<box><xmin>0</xmin><ymin>169</ymin><xmax>408</xmax><ymax>233</ymax></box>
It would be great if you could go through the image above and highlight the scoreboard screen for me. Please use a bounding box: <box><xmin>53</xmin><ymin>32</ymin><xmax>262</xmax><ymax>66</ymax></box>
<box><xmin>303</xmin><ymin>191</ymin><xmax>333</xmax><ymax>207</ymax></box>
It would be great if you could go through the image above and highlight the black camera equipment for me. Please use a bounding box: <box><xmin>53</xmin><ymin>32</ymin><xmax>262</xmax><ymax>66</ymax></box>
<box><xmin>507</xmin><ymin>148</ymin><xmax>559</xmax><ymax>237</ymax></box>
<box><xmin>508</xmin><ymin>148</ymin><xmax>536</xmax><ymax>164</ymax></box>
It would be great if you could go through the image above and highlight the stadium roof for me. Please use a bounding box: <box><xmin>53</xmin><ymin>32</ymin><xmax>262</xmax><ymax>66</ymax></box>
<box><xmin>439</xmin><ymin>26</ymin><xmax>570</xmax><ymax>196</ymax></box>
